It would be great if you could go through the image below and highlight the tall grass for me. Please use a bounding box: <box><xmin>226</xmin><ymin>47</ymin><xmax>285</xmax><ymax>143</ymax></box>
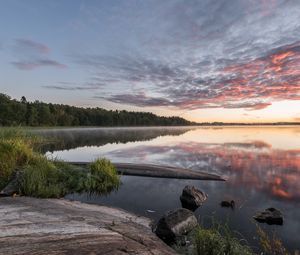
<box><xmin>0</xmin><ymin>128</ymin><xmax>120</xmax><ymax>197</ymax></box>
<box><xmin>0</xmin><ymin>128</ymin><xmax>35</xmax><ymax>190</ymax></box>
<box><xmin>21</xmin><ymin>156</ymin><xmax>65</xmax><ymax>198</ymax></box>
<box><xmin>256</xmin><ymin>225</ymin><xmax>298</xmax><ymax>255</ymax></box>
<box><xmin>20</xmin><ymin>157</ymin><xmax>120</xmax><ymax>197</ymax></box>
<box><xmin>192</xmin><ymin>220</ymin><xmax>297</xmax><ymax>255</ymax></box>
<box><xmin>82</xmin><ymin>158</ymin><xmax>120</xmax><ymax>194</ymax></box>
<box><xmin>193</xmin><ymin>223</ymin><xmax>253</xmax><ymax>255</ymax></box>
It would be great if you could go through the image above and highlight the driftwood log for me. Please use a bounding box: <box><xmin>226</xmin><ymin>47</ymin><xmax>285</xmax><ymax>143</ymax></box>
<box><xmin>70</xmin><ymin>162</ymin><xmax>225</xmax><ymax>181</ymax></box>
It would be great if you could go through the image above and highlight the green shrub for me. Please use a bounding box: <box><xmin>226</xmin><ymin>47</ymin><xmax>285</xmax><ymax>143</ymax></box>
<box><xmin>194</xmin><ymin>225</ymin><xmax>253</xmax><ymax>255</ymax></box>
<box><xmin>82</xmin><ymin>158</ymin><xmax>120</xmax><ymax>194</ymax></box>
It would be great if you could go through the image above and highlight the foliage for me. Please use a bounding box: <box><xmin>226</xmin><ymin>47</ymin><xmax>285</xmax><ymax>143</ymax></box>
<box><xmin>192</xmin><ymin>221</ymin><xmax>296</xmax><ymax>255</ymax></box>
<box><xmin>52</xmin><ymin>160</ymin><xmax>86</xmax><ymax>193</ymax></box>
<box><xmin>20</xmin><ymin>157</ymin><xmax>82</xmax><ymax>198</ymax></box>
<box><xmin>0</xmin><ymin>128</ymin><xmax>120</xmax><ymax>197</ymax></box>
<box><xmin>0</xmin><ymin>128</ymin><xmax>35</xmax><ymax>190</ymax></box>
<box><xmin>21</xmin><ymin>156</ymin><xmax>64</xmax><ymax>198</ymax></box>
<box><xmin>20</xmin><ymin>157</ymin><xmax>120</xmax><ymax>198</ymax></box>
<box><xmin>81</xmin><ymin>158</ymin><xmax>120</xmax><ymax>194</ymax></box>
<box><xmin>193</xmin><ymin>224</ymin><xmax>253</xmax><ymax>255</ymax></box>
<box><xmin>256</xmin><ymin>225</ymin><xmax>298</xmax><ymax>255</ymax></box>
<box><xmin>0</xmin><ymin>93</ymin><xmax>194</xmax><ymax>127</ymax></box>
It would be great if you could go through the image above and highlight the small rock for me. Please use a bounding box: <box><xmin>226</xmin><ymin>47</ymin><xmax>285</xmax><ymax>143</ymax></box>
<box><xmin>220</xmin><ymin>200</ymin><xmax>235</xmax><ymax>209</ymax></box>
<box><xmin>0</xmin><ymin>172</ymin><xmax>21</xmax><ymax>196</ymax></box>
<box><xmin>154</xmin><ymin>208</ymin><xmax>198</xmax><ymax>244</ymax></box>
<box><xmin>253</xmin><ymin>208</ymin><xmax>283</xmax><ymax>225</ymax></box>
<box><xmin>180</xmin><ymin>185</ymin><xmax>207</xmax><ymax>211</ymax></box>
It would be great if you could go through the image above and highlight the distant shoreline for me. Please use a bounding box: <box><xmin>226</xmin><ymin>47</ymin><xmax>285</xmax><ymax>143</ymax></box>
<box><xmin>0</xmin><ymin>122</ymin><xmax>300</xmax><ymax>130</ymax></box>
<box><xmin>195</xmin><ymin>122</ymin><xmax>300</xmax><ymax>126</ymax></box>
<box><xmin>1</xmin><ymin>123</ymin><xmax>300</xmax><ymax>129</ymax></box>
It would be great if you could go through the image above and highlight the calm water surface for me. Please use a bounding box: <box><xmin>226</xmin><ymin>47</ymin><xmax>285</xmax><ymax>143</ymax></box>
<box><xmin>37</xmin><ymin>126</ymin><xmax>300</xmax><ymax>252</ymax></box>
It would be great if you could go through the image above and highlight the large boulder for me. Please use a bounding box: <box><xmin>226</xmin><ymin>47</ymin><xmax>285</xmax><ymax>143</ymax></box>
<box><xmin>154</xmin><ymin>208</ymin><xmax>198</xmax><ymax>244</ymax></box>
<box><xmin>180</xmin><ymin>185</ymin><xmax>207</xmax><ymax>211</ymax></box>
<box><xmin>253</xmin><ymin>208</ymin><xmax>283</xmax><ymax>225</ymax></box>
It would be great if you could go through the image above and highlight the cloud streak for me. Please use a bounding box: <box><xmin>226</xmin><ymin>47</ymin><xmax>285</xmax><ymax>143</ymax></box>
<box><xmin>12</xmin><ymin>38</ymin><xmax>66</xmax><ymax>70</ymax></box>
<box><xmin>44</xmin><ymin>82</ymin><xmax>103</xmax><ymax>91</ymax></box>
<box><xmin>12</xmin><ymin>59</ymin><xmax>66</xmax><ymax>70</ymax></box>
<box><xmin>15</xmin><ymin>38</ymin><xmax>50</xmax><ymax>54</ymax></box>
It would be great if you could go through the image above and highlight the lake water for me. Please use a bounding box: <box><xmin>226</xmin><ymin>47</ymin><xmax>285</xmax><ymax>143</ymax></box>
<box><xmin>37</xmin><ymin>126</ymin><xmax>300</xmax><ymax>252</ymax></box>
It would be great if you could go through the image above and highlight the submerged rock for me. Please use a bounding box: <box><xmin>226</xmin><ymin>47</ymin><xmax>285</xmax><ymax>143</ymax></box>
<box><xmin>180</xmin><ymin>185</ymin><xmax>207</xmax><ymax>211</ymax></box>
<box><xmin>154</xmin><ymin>208</ymin><xmax>198</xmax><ymax>244</ymax></box>
<box><xmin>220</xmin><ymin>200</ymin><xmax>235</xmax><ymax>209</ymax></box>
<box><xmin>253</xmin><ymin>207</ymin><xmax>283</xmax><ymax>225</ymax></box>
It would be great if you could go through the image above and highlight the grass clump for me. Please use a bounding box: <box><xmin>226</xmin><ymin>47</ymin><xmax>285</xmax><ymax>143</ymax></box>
<box><xmin>21</xmin><ymin>156</ymin><xmax>65</xmax><ymax>198</ymax></box>
<box><xmin>0</xmin><ymin>128</ymin><xmax>35</xmax><ymax>190</ymax></box>
<box><xmin>257</xmin><ymin>225</ymin><xmax>298</xmax><ymax>255</ymax></box>
<box><xmin>20</xmin><ymin>157</ymin><xmax>120</xmax><ymax>198</ymax></box>
<box><xmin>82</xmin><ymin>158</ymin><xmax>120</xmax><ymax>194</ymax></box>
<box><xmin>193</xmin><ymin>224</ymin><xmax>253</xmax><ymax>255</ymax></box>
<box><xmin>0</xmin><ymin>128</ymin><xmax>120</xmax><ymax>198</ymax></box>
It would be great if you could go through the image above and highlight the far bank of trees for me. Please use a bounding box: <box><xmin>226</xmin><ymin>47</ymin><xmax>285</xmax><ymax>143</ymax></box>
<box><xmin>0</xmin><ymin>93</ymin><xmax>195</xmax><ymax>127</ymax></box>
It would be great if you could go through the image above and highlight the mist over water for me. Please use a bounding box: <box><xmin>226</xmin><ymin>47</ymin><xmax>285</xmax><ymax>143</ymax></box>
<box><xmin>37</xmin><ymin>126</ymin><xmax>300</xmax><ymax>252</ymax></box>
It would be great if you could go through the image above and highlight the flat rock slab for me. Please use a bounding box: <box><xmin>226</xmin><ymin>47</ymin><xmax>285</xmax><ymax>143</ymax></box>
<box><xmin>0</xmin><ymin>197</ymin><xmax>176</xmax><ymax>255</ymax></box>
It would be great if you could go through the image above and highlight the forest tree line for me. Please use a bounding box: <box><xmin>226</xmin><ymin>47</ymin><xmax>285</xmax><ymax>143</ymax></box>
<box><xmin>0</xmin><ymin>93</ymin><xmax>195</xmax><ymax>126</ymax></box>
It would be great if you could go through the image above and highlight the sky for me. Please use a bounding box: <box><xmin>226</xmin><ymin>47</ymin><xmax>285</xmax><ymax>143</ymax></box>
<box><xmin>1</xmin><ymin>0</ymin><xmax>300</xmax><ymax>123</ymax></box>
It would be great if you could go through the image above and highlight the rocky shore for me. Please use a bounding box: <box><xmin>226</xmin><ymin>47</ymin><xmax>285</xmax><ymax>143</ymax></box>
<box><xmin>0</xmin><ymin>197</ymin><xmax>176</xmax><ymax>255</ymax></box>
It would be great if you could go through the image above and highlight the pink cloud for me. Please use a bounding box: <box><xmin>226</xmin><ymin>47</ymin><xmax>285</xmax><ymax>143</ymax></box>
<box><xmin>16</xmin><ymin>38</ymin><xmax>50</xmax><ymax>54</ymax></box>
<box><xmin>12</xmin><ymin>39</ymin><xmax>66</xmax><ymax>70</ymax></box>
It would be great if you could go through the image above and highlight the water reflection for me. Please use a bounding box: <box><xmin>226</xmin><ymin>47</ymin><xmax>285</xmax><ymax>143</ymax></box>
<box><xmin>106</xmin><ymin>141</ymin><xmax>300</xmax><ymax>203</ymax></box>
<box><xmin>42</xmin><ymin>126</ymin><xmax>300</xmax><ymax>251</ymax></box>
<box><xmin>35</xmin><ymin>126</ymin><xmax>194</xmax><ymax>152</ymax></box>
<box><xmin>94</xmin><ymin>128</ymin><xmax>299</xmax><ymax>204</ymax></box>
